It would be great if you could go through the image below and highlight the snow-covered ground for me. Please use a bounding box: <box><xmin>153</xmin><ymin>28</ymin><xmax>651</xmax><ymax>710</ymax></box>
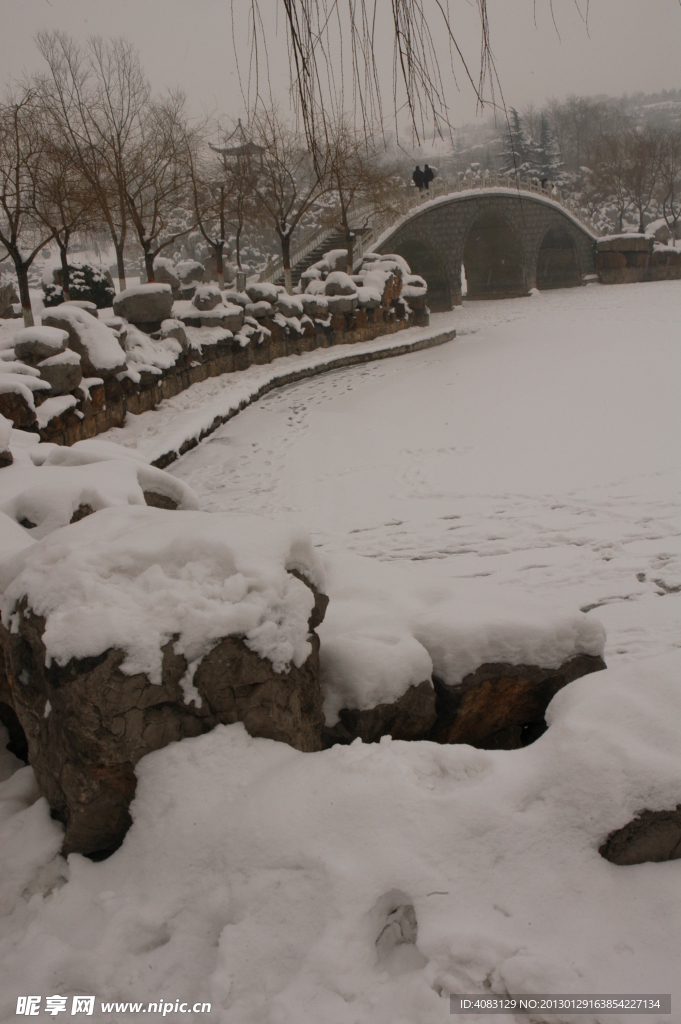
<box><xmin>1</xmin><ymin>281</ymin><xmax>680</xmax><ymax>1022</ymax></box>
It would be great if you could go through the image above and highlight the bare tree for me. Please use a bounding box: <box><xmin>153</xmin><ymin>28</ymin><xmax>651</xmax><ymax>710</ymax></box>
<box><xmin>321</xmin><ymin>116</ymin><xmax>401</xmax><ymax>273</ymax></box>
<box><xmin>246</xmin><ymin>108</ymin><xmax>328</xmax><ymax>292</ymax></box>
<box><xmin>37</xmin><ymin>32</ymin><xmax>150</xmax><ymax>291</ymax></box>
<box><xmin>33</xmin><ymin>127</ymin><xmax>95</xmax><ymax>303</ymax></box>
<box><xmin>658</xmin><ymin>128</ymin><xmax>681</xmax><ymax>241</ymax></box>
<box><xmin>0</xmin><ymin>86</ymin><xmax>55</xmax><ymax>326</ymax></box>
<box><xmin>621</xmin><ymin>127</ymin><xmax>662</xmax><ymax>233</ymax></box>
<box><xmin>126</xmin><ymin>93</ymin><xmax>194</xmax><ymax>283</ymax></box>
<box><xmin>593</xmin><ymin>133</ymin><xmax>632</xmax><ymax>234</ymax></box>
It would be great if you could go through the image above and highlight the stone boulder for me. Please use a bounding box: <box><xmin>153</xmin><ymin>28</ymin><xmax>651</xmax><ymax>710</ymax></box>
<box><xmin>151</xmin><ymin>259</ymin><xmax>181</xmax><ymax>292</ymax></box>
<box><xmin>322</xmin><ymin>680</ymin><xmax>436</xmax><ymax>747</ymax></box>
<box><xmin>323</xmin><ymin>248</ymin><xmax>349</xmax><ymax>272</ymax></box>
<box><xmin>37</xmin><ymin>349</ymin><xmax>82</xmax><ymax>396</ymax></box>
<box><xmin>276</xmin><ymin>294</ymin><xmax>305</xmax><ymax>318</ymax></box>
<box><xmin>246</xmin><ymin>282</ymin><xmax>281</xmax><ymax>304</ymax></box>
<box><xmin>192</xmin><ymin>283</ymin><xmax>222</xmax><ymax>311</ymax></box>
<box><xmin>113</xmin><ymin>284</ymin><xmax>174</xmax><ymax>327</ymax></box>
<box><xmin>42</xmin><ymin>306</ymin><xmax>127</xmax><ymax>379</ymax></box>
<box><xmin>175</xmin><ymin>260</ymin><xmax>205</xmax><ymax>286</ymax></box>
<box><xmin>599</xmin><ymin>806</ymin><xmax>681</xmax><ymax>865</ymax></box>
<box><xmin>325</xmin><ymin>271</ymin><xmax>358</xmax><ymax>297</ymax></box>
<box><xmin>429</xmin><ymin>655</ymin><xmax>606</xmax><ymax>749</ymax></box>
<box><xmin>0</xmin><ymin>508</ymin><xmax>328</xmax><ymax>857</ymax></box>
<box><xmin>326</xmin><ymin>295</ymin><xmax>358</xmax><ymax>314</ymax></box>
<box><xmin>13</xmin><ymin>326</ymin><xmax>68</xmax><ymax>366</ymax></box>
<box><xmin>0</xmin><ymin>275</ymin><xmax>19</xmax><ymax>318</ymax></box>
<box><xmin>244</xmin><ymin>300</ymin><xmax>273</xmax><ymax>320</ymax></box>
<box><xmin>0</xmin><ymin>413</ymin><xmax>12</xmax><ymax>468</ymax></box>
<box><xmin>150</xmin><ymin>318</ymin><xmax>188</xmax><ymax>351</ymax></box>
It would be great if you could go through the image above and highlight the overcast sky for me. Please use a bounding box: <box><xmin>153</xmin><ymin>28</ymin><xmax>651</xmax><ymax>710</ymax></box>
<box><xmin>1</xmin><ymin>0</ymin><xmax>680</xmax><ymax>138</ymax></box>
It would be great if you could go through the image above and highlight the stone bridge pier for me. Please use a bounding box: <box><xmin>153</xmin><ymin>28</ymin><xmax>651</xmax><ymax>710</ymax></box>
<box><xmin>375</xmin><ymin>191</ymin><xmax>597</xmax><ymax>310</ymax></box>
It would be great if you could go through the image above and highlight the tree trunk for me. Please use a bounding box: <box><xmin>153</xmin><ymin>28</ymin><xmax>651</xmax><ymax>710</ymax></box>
<box><xmin>16</xmin><ymin>263</ymin><xmax>34</xmax><ymax>328</ymax></box>
<box><xmin>216</xmin><ymin>245</ymin><xmax>224</xmax><ymax>290</ymax></box>
<box><xmin>345</xmin><ymin>231</ymin><xmax>354</xmax><ymax>274</ymax></box>
<box><xmin>235</xmin><ymin>226</ymin><xmax>242</xmax><ymax>270</ymax></box>
<box><xmin>116</xmin><ymin>247</ymin><xmax>127</xmax><ymax>292</ymax></box>
<box><xmin>59</xmin><ymin>245</ymin><xmax>71</xmax><ymax>303</ymax></box>
<box><xmin>282</xmin><ymin>235</ymin><xmax>293</xmax><ymax>294</ymax></box>
<box><xmin>144</xmin><ymin>250</ymin><xmax>155</xmax><ymax>283</ymax></box>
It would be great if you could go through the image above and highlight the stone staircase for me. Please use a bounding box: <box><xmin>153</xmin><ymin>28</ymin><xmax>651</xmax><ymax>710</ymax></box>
<box><xmin>271</xmin><ymin>226</ymin><xmax>373</xmax><ymax>288</ymax></box>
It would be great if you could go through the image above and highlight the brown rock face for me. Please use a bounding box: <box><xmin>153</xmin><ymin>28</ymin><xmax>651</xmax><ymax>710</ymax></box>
<box><xmin>429</xmin><ymin>654</ymin><xmax>606</xmax><ymax>749</ymax></box>
<box><xmin>2</xmin><ymin>573</ymin><xmax>327</xmax><ymax>858</ymax></box>
<box><xmin>322</xmin><ymin>680</ymin><xmax>436</xmax><ymax>747</ymax></box>
<box><xmin>599</xmin><ymin>806</ymin><xmax>681</xmax><ymax>865</ymax></box>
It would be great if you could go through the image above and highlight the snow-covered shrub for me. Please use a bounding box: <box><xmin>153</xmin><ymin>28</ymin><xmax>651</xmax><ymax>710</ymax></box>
<box><xmin>43</xmin><ymin>263</ymin><xmax>115</xmax><ymax>310</ymax></box>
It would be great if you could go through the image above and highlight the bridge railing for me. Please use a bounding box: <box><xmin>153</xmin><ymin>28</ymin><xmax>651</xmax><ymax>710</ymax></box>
<box><xmin>259</xmin><ymin>174</ymin><xmax>597</xmax><ymax>284</ymax></box>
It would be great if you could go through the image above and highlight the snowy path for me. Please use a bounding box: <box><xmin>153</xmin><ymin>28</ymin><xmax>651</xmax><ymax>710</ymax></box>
<box><xmin>171</xmin><ymin>282</ymin><xmax>681</xmax><ymax>673</ymax></box>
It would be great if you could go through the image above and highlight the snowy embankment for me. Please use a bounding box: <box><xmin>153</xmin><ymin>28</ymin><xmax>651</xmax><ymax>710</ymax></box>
<box><xmin>0</xmin><ymin>281</ymin><xmax>679</xmax><ymax>1022</ymax></box>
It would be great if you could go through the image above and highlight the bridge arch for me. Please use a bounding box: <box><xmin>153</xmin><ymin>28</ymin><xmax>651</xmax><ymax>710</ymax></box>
<box><xmin>374</xmin><ymin>190</ymin><xmax>596</xmax><ymax>309</ymax></box>
<box><xmin>462</xmin><ymin>211</ymin><xmax>526</xmax><ymax>300</ymax></box>
<box><xmin>386</xmin><ymin>238</ymin><xmax>451</xmax><ymax>311</ymax></box>
<box><xmin>536</xmin><ymin>225</ymin><xmax>582</xmax><ymax>290</ymax></box>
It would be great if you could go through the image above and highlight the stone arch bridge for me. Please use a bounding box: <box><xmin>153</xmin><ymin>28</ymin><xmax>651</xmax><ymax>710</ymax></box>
<box><xmin>371</xmin><ymin>187</ymin><xmax>598</xmax><ymax>311</ymax></box>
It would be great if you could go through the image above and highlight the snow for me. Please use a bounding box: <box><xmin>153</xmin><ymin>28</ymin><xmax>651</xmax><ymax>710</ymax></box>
<box><xmin>1</xmin><ymin>507</ymin><xmax>323</xmax><ymax>687</ymax></box>
<box><xmin>0</xmin><ymin>413</ymin><xmax>11</xmax><ymax>451</ymax></box>
<box><xmin>41</xmin><ymin>306</ymin><xmax>126</xmax><ymax>373</ymax></box>
<box><xmin>96</xmin><ymin>321</ymin><xmax>454</xmax><ymax>465</ymax></box>
<box><xmin>13</xmin><ymin>325</ymin><xmax>68</xmax><ymax>351</ymax></box>
<box><xmin>316</xmin><ymin>556</ymin><xmax>604</xmax><ymax>724</ymax></box>
<box><xmin>37</xmin><ymin>348</ymin><xmax>81</xmax><ymax>368</ymax></box>
<box><xmin>115</xmin><ymin>282</ymin><xmax>172</xmax><ymax>299</ymax></box>
<box><xmin>35</xmin><ymin>395</ymin><xmax>78</xmax><ymax>429</ymax></box>
<box><xmin>0</xmin><ymin>445</ymin><xmax>199</xmax><ymax>540</ymax></box>
<box><xmin>121</xmin><ymin>324</ymin><xmax>182</xmax><ymax>372</ymax></box>
<box><xmin>0</xmin><ymin>372</ymin><xmax>50</xmax><ymax>410</ymax></box>
<box><xmin>0</xmin><ymin>281</ymin><xmax>680</xmax><ymax>1021</ymax></box>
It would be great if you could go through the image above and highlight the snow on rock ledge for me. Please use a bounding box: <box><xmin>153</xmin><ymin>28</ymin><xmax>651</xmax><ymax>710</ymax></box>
<box><xmin>0</xmin><ymin>507</ymin><xmax>328</xmax><ymax>855</ymax></box>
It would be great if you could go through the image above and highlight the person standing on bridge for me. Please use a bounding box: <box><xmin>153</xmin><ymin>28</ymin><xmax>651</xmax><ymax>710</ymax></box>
<box><xmin>413</xmin><ymin>166</ymin><xmax>425</xmax><ymax>191</ymax></box>
<box><xmin>423</xmin><ymin>164</ymin><xmax>435</xmax><ymax>189</ymax></box>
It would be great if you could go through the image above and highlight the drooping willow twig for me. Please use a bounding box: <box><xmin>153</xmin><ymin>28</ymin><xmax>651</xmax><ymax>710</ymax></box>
<box><xmin>231</xmin><ymin>1</ymin><xmax>501</xmax><ymax>151</ymax></box>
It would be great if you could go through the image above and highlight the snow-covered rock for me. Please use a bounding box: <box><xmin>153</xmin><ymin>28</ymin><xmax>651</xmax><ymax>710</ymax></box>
<box><xmin>0</xmin><ymin>508</ymin><xmax>328</xmax><ymax>855</ymax></box>
<box><xmin>246</xmin><ymin>282</ymin><xmax>280</xmax><ymax>304</ymax></box>
<box><xmin>323</xmin><ymin>248</ymin><xmax>349</xmax><ymax>272</ymax></box>
<box><xmin>192</xmin><ymin>283</ymin><xmax>222</xmax><ymax>311</ymax></box>
<box><xmin>0</xmin><ymin>413</ymin><xmax>12</xmax><ymax>467</ymax></box>
<box><xmin>13</xmin><ymin>326</ymin><xmax>68</xmax><ymax>366</ymax></box>
<box><xmin>42</xmin><ymin>306</ymin><xmax>127</xmax><ymax>378</ymax></box>
<box><xmin>244</xmin><ymin>300</ymin><xmax>273</xmax><ymax>320</ymax></box>
<box><xmin>0</xmin><ymin>455</ymin><xmax>199</xmax><ymax>539</ymax></box>
<box><xmin>175</xmin><ymin>260</ymin><xmax>205</xmax><ymax>285</ymax></box>
<box><xmin>113</xmin><ymin>284</ymin><xmax>174</xmax><ymax>326</ymax></box>
<box><xmin>36</xmin><ymin>349</ymin><xmax>82</xmax><ymax>396</ymax></box>
<box><xmin>276</xmin><ymin>294</ymin><xmax>305</xmax><ymax>318</ymax></box>
<box><xmin>324</xmin><ymin>271</ymin><xmax>358</xmax><ymax>297</ymax></box>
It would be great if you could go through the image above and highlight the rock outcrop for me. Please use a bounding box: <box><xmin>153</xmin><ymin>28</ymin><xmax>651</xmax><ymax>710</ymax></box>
<box><xmin>599</xmin><ymin>806</ymin><xmax>681</xmax><ymax>865</ymax></box>
<box><xmin>42</xmin><ymin>306</ymin><xmax>127</xmax><ymax>378</ymax></box>
<box><xmin>2</xmin><ymin>592</ymin><xmax>325</xmax><ymax>857</ymax></box>
<box><xmin>322</xmin><ymin>680</ymin><xmax>436</xmax><ymax>746</ymax></box>
<box><xmin>1</xmin><ymin>511</ymin><xmax>328</xmax><ymax>857</ymax></box>
<box><xmin>429</xmin><ymin>655</ymin><xmax>607</xmax><ymax>749</ymax></box>
<box><xmin>113</xmin><ymin>284</ymin><xmax>174</xmax><ymax>329</ymax></box>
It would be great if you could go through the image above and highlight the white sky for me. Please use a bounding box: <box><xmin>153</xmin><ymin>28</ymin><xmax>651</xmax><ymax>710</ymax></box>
<box><xmin>1</xmin><ymin>0</ymin><xmax>680</xmax><ymax>138</ymax></box>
